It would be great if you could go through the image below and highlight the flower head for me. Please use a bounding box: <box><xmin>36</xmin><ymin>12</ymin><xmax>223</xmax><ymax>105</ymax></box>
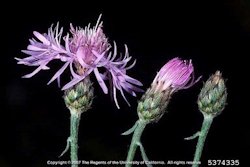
<box><xmin>198</xmin><ymin>71</ymin><xmax>227</xmax><ymax>116</ymax></box>
<box><xmin>16</xmin><ymin>14</ymin><xmax>143</xmax><ymax>108</ymax></box>
<box><xmin>138</xmin><ymin>57</ymin><xmax>200</xmax><ymax>122</ymax></box>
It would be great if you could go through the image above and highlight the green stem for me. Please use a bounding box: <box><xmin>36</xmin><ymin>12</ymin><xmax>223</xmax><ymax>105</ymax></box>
<box><xmin>192</xmin><ymin>115</ymin><xmax>214</xmax><ymax>167</ymax></box>
<box><xmin>126</xmin><ymin>120</ymin><xmax>150</xmax><ymax>167</ymax></box>
<box><xmin>138</xmin><ymin>142</ymin><xmax>152</xmax><ymax>167</ymax></box>
<box><xmin>70</xmin><ymin>113</ymin><xmax>81</xmax><ymax>167</ymax></box>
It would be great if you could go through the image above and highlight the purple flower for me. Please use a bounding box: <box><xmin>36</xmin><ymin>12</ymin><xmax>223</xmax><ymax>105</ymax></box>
<box><xmin>137</xmin><ymin>57</ymin><xmax>200</xmax><ymax>122</ymax></box>
<box><xmin>152</xmin><ymin>57</ymin><xmax>200</xmax><ymax>93</ymax></box>
<box><xmin>16</xmin><ymin>14</ymin><xmax>143</xmax><ymax>108</ymax></box>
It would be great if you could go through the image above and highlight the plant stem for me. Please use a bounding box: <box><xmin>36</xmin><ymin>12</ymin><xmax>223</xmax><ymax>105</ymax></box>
<box><xmin>70</xmin><ymin>113</ymin><xmax>81</xmax><ymax>167</ymax></box>
<box><xmin>192</xmin><ymin>115</ymin><xmax>213</xmax><ymax>167</ymax></box>
<box><xmin>126</xmin><ymin>120</ymin><xmax>150</xmax><ymax>167</ymax></box>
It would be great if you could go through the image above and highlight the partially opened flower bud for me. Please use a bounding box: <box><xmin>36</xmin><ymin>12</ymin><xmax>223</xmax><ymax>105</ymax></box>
<box><xmin>64</xmin><ymin>77</ymin><xmax>94</xmax><ymax>116</ymax></box>
<box><xmin>138</xmin><ymin>58</ymin><xmax>199</xmax><ymax>123</ymax></box>
<box><xmin>198</xmin><ymin>71</ymin><xmax>227</xmax><ymax>116</ymax></box>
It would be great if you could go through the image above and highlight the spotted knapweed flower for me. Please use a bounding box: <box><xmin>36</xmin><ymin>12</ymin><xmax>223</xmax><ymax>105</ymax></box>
<box><xmin>123</xmin><ymin>57</ymin><xmax>200</xmax><ymax>165</ymax></box>
<box><xmin>138</xmin><ymin>57</ymin><xmax>200</xmax><ymax>122</ymax></box>
<box><xmin>16</xmin><ymin>15</ymin><xmax>143</xmax><ymax>108</ymax></box>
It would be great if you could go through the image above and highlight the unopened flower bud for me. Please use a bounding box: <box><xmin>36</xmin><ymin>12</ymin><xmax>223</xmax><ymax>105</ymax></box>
<box><xmin>64</xmin><ymin>77</ymin><xmax>94</xmax><ymax>116</ymax></box>
<box><xmin>198</xmin><ymin>71</ymin><xmax>227</xmax><ymax>116</ymax></box>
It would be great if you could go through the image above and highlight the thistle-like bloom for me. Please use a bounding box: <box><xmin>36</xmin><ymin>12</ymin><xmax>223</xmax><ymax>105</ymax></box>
<box><xmin>16</xmin><ymin>15</ymin><xmax>143</xmax><ymax>108</ymax></box>
<box><xmin>138</xmin><ymin>57</ymin><xmax>200</xmax><ymax>122</ymax></box>
<box><xmin>123</xmin><ymin>57</ymin><xmax>200</xmax><ymax>166</ymax></box>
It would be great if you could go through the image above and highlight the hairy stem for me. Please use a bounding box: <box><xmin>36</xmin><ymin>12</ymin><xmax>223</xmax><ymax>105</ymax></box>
<box><xmin>70</xmin><ymin>113</ymin><xmax>81</xmax><ymax>167</ymax></box>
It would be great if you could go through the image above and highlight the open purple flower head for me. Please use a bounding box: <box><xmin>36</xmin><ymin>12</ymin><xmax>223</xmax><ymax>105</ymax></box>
<box><xmin>16</xmin><ymin>14</ymin><xmax>143</xmax><ymax>108</ymax></box>
<box><xmin>152</xmin><ymin>57</ymin><xmax>200</xmax><ymax>93</ymax></box>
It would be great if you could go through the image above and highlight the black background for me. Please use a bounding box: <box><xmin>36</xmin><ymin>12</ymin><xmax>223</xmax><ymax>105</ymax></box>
<box><xmin>1</xmin><ymin>1</ymin><xmax>247</xmax><ymax>166</ymax></box>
